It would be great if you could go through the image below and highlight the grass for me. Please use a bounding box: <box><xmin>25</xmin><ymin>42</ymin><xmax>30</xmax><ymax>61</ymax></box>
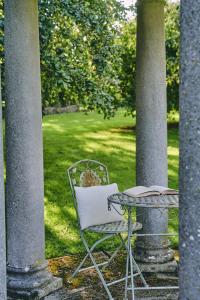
<box><xmin>43</xmin><ymin>110</ymin><xmax>179</xmax><ymax>258</ymax></box>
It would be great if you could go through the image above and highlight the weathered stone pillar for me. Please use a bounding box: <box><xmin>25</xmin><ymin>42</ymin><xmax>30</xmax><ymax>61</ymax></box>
<box><xmin>135</xmin><ymin>0</ymin><xmax>175</xmax><ymax>272</ymax></box>
<box><xmin>5</xmin><ymin>0</ymin><xmax>62</xmax><ymax>298</ymax></box>
<box><xmin>0</xmin><ymin>67</ymin><xmax>7</xmax><ymax>300</ymax></box>
<box><xmin>179</xmin><ymin>1</ymin><xmax>200</xmax><ymax>298</ymax></box>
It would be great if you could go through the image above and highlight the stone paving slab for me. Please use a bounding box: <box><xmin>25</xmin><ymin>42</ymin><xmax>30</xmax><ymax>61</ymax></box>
<box><xmin>9</xmin><ymin>252</ymin><xmax>179</xmax><ymax>299</ymax></box>
<box><xmin>45</xmin><ymin>287</ymin><xmax>179</xmax><ymax>300</ymax></box>
<box><xmin>45</xmin><ymin>252</ymin><xmax>179</xmax><ymax>300</ymax></box>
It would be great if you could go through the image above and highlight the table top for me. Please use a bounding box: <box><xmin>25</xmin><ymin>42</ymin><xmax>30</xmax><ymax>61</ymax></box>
<box><xmin>108</xmin><ymin>193</ymin><xmax>179</xmax><ymax>209</ymax></box>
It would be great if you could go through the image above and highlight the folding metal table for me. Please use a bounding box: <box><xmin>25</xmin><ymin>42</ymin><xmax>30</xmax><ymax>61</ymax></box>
<box><xmin>108</xmin><ymin>193</ymin><xmax>179</xmax><ymax>300</ymax></box>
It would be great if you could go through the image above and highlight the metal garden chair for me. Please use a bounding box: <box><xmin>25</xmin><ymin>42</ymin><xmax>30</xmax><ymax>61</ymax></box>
<box><xmin>67</xmin><ymin>159</ymin><xmax>143</xmax><ymax>300</ymax></box>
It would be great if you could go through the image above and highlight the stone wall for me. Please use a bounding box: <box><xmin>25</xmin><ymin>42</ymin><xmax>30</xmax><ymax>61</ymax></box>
<box><xmin>44</xmin><ymin>105</ymin><xmax>79</xmax><ymax>115</ymax></box>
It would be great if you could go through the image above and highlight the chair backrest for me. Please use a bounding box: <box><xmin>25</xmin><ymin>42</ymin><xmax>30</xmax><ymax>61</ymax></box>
<box><xmin>67</xmin><ymin>159</ymin><xmax>109</xmax><ymax>226</ymax></box>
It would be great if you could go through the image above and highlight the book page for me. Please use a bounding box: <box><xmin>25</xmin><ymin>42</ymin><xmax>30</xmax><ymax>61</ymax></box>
<box><xmin>150</xmin><ymin>185</ymin><xmax>178</xmax><ymax>195</ymax></box>
<box><xmin>123</xmin><ymin>186</ymin><xmax>160</xmax><ymax>197</ymax></box>
<box><xmin>123</xmin><ymin>185</ymin><xmax>178</xmax><ymax>197</ymax></box>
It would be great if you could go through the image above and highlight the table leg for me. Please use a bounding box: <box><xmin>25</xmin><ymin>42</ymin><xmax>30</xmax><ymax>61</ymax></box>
<box><xmin>125</xmin><ymin>234</ymin><xmax>130</xmax><ymax>299</ymax></box>
<box><xmin>125</xmin><ymin>207</ymin><xmax>135</xmax><ymax>300</ymax></box>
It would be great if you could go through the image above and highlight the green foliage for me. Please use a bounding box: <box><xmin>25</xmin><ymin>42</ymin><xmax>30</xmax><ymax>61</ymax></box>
<box><xmin>39</xmin><ymin>0</ymin><xmax>126</xmax><ymax>118</ymax></box>
<box><xmin>0</xmin><ymin>1</ymin><xmax>179</xmax><ymax>115</ymax></box>
<box><xmin>0</xmin><ymin>0</ymin><xmax>126</xmax><ymax>118</ymax></box>
<box><xmin>116</xmin><ymin>19</ymin><xmax>136</xmax><ymax>115</ymax></box>
<box><xmin>117</xmin><ymin>2</ymin><xmax>180</xmax><ymax>113</ymax></box>
<box><xmin>165</xmin><ymin>2</ymin><xmax>180</xmax><ymax>111</ymax></box>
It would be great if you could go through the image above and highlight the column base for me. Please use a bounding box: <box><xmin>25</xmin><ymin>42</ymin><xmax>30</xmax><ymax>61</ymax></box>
<box><xmin>137</xmin><ymin>259</ymin><xmax>177</xmax><ymax>273</ymax></box>
<box><xmin>134</xmin><ymin>244</ymin><xmax>177</xmax><ymax>273</ymax></box>
<box><xmin>7</xmin><ymin>261</ymin><xmax>63</xmax><ymax>299</ymax></box>
<box><xmin>134</xmin><ymin>246</ymin><xmax>174</xmax><ymax>264</ymax></box>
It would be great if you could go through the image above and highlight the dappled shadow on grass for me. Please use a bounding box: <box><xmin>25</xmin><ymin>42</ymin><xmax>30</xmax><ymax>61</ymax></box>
<box><xmin>43</xmin><ymin>111</ymin><xmax>136</xmax><ymax>258</ymax></box>
<box><xmin>43</xmin><ymin>111</ymin><xmax>179</xmax><ymax>258</ymax></box>
<box><xmin>167</xmin><ymin>125</ymin><xmax>179</xmax><ymax>249</ymax></box>
<box><xmin>110</xmin><ymin>120</ymin><xmax>179</xmax><ymax>133</ymax></box>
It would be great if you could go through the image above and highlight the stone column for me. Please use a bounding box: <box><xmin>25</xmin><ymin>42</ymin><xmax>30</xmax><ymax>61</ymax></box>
<box><xmin>5</xmin><ymin>0</ymin><xmax>62</xmax><ymax>298</ymax></box>
<box><xmin>135</xmin><ymin>0</ymin><xmax>176</xmax><ymax>272</ymax></box>
<box><xmin>0</xmin><ymin>67</ymin><xmax>7</xmax><ymax>300</ymax></box>
<box><xmin>179</xmin><ymin>1</ymin><xmax>200</xmax><ymax>298</ymax></box>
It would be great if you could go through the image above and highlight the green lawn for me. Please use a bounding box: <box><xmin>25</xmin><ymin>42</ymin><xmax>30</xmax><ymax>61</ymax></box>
<box><xmin>43</xmin><ymin>110</ymin><xmax>179</xmax><ymax>258</ymax></box>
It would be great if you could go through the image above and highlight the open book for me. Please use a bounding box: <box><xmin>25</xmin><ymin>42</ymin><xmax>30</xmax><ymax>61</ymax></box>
<box><xmin>123</xmin><ymin>185</ymin><xmax>178</xmax><ymax>198</ymax></box>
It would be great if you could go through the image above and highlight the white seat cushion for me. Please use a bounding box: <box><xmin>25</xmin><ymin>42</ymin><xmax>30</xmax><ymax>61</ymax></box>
<box><xmin>74</xmin><ymin>183</ymin><xmax>124</xmax><ymax>230</ymax></box>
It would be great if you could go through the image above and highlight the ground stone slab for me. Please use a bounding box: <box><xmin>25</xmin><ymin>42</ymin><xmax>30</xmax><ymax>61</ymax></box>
<box><xmin>45</xmin><ymin>252</ymin><xmax>179</xmax><ymax>300</ymax></box>
<box><xmin>8</xmin><ymin>252</ymin><xmax>179</xmax><ymax>299</ymax></box>
<box><xmin>45</xmin><ymin>287</ymin><xmax>178</xmax><ymax>300</ymax></box>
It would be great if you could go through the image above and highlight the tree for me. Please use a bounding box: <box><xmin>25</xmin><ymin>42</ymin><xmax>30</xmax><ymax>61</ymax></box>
<box><xmin>0</xmin><ymin>1</ymin><xmax>180</xmax><ymax>117</ymax></box>
<box><xmin>0</xmin><ymin>0</ymin><xmax>125</xmax><ymax>117</ymax></box>
<box><xmin>116</xmin><ymin>18</ymin><xmax>136</xmax><ymax>115</ymax></box>
<box><xmin>165</xmin><ymin>2</ymin><xmax>180</xmax><ymax>111</ymax></box>
<box><xmin>39</xmin><ymin>0</ymin><xmax>126</xmax><ymax>117</ymax></box>
<box><xmin>117</xmin><ymin>2</ymin><xmax>180</xmax><ymax>113</ymax></box>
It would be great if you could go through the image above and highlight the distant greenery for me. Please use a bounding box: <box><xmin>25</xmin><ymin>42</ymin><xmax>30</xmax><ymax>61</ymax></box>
<box><xmin>116</xmin><ymin>15</ymin><xmax>137</xmax><ymax>115</ymax></box>
<box><xmin>0</xmin><ymin>1</ymin><xmax>179</xmax><ymax>116</ymax></box>
<box><xmin>118</xmin><ymin>2</ymin><xmax>180</xmax><ymax>114</ymax></box>
<box><xmin>43</xmin><ymin>110</ymin><xmax>179</xmax><ymax>258</ymax></box>
<box><xmin>165</xmin><ymin>2</ymin><xmax>180</xmax><ymax>111</ymax></box>
<box><xmin>38</xmin><ymin>1</ymin><xmax>179</xmax><ymax>115</ymax></box>
<box><xmin>39</xmin><ymin>0</ymin><xmax>126</xmax><ymax>118</ymax></box>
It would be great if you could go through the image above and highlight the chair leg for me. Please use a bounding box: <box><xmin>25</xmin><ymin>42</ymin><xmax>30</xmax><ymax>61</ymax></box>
<box><xmin>102</xmin><ymin>234</ymin><xmax>126</xmax><ymax>271</ymax></box>
<box><xmin>70</xmin><ymin>232</ymin><xmax>115</xmax><ymax>299</ymax></box>
<box><xmin>72</xmin><ymin>253</ymin><xmax>109</xmax><ymax>278</ymax></box>
<box><xmin>81</xmin><ymin>234</ymin><xmax>114</xmax><ymax>300</ymax></box>
<box><xmin>71</xmin><ymin>233</ymin><xmax>115</xmax><ymax>278</ymax></box>
<box><xmin>71</xmin><ymin>252</ymin><xmax>89</xmax><ymax>277</ymax></box>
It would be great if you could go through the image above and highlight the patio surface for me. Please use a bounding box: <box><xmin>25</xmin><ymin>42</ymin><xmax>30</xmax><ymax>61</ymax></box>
<box><xmin>47</xmin><ymin>251</ymin><xmax>179</xmax><ymax>299</ymax></box>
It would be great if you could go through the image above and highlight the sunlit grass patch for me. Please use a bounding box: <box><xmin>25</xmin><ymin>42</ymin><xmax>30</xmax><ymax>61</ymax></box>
<box><xmin>43</xmin><ymin>110</ymin><xmax>179</xmax><ymax>258</ymax></box>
